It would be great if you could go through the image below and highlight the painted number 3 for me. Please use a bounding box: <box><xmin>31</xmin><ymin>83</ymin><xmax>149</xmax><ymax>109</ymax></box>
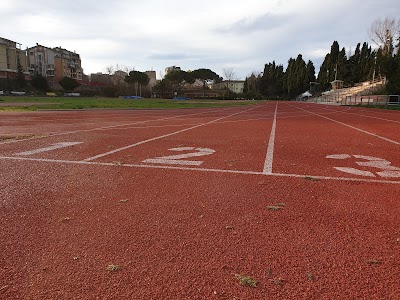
<box><xmin>327</xmin><ymin>154</ymin><xmax>400</xmax><ymax>178</ymax></box>
<box><xmin>143</xmin><ymin>147</ymin><xmax>215</xmax><ymax>166</ymax></box>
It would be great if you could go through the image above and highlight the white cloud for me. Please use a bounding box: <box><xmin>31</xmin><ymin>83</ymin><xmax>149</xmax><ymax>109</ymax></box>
<box><xmin>1</xmin><ymin>0</ymin><xmax>400</xmax><ymax>79</ymax></box>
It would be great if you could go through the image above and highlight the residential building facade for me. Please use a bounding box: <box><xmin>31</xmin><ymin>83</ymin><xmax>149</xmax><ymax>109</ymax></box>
<box><xmin>0</xmin><ymin>37</ymin><xmax>29</xmax><ymax>80</ymax></box>
<box><xmin>90</xmin><ymin>72</ymin><xmax>112</xmax><ymax>86</ymax></box>
<box><xmin>212</xmin><ymin>80</ymin><xmax>245</xmax><ymax>94</ymax></box>
<box><xmin>27</xmin><ymin>44</ymin><xmax>83</xmax><ymax>85</ymax></box>
<box><xmin>145</xmin><ymin>70</ymin><xmax>157</xmax><ymax>88</ymax></box>
<box><xmin>90</xmin><ymin>70</ymin><xmax>157</xmax><ymax>89</ymax></box>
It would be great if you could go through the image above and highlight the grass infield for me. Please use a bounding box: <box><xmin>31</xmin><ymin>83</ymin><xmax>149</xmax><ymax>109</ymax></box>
<box><xmin>0</xmin><ymin>96</ymin><xmax>261</xmax><ymax>111</ymax></box>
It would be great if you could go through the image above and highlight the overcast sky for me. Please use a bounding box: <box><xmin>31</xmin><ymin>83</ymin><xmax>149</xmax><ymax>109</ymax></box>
<box><xmin>1</xmin><ymin>0</ymin><xmax>399</xmax><ymax>79</ymax></box>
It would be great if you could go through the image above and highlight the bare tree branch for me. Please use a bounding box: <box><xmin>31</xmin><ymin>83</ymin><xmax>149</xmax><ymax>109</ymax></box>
<box><xmin>223</xmin><ymin>67</ymin><xmax>238</xmax><ymax>81</ymax></box>
<box><xmin>368</xmin><ymin>17</ymin><xmax>399</xmax><ymax>49</ymax></box>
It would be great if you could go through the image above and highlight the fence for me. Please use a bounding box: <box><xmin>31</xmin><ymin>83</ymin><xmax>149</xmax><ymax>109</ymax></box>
<box><xmin>311</xmin><ymin>94</ymin><xmax>400</xmax><ymax>108</ymax></box>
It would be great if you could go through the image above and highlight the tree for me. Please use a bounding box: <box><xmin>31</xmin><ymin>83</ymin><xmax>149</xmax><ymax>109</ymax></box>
<box><xmin>305</xmin><ymin>60</ymin><xmax>316</xmax><ymax>93</ymax></box>
<box><xmin>260</xmin><ymin>61</ymin><xmax>285</xmax><ymax>98</ymax></box>
<box><xmin>30</xmin><ymin>74</ymin><xmax>49</xmax><ymax>92</ymax></box>
<box><xmin>244</xmin><ymin>71</ymin><xmax>262</xmax><ymax>99</ymax></box>
<box><xmin>191</xmin><ymin>68</ymin><xmax>221</xmax><ymax>98</ymax></box>
<box><xmin>103</xmin><ymin>64</ymin><xmax>132</xmax><ymax>75</ymax></box>
<box><xmin>153</xmin><ymin>79</ymin><xmax>173</xmax><ymax>98</ymax></box>
<box><xmin>223</xmin><ymin>67</ymin><xmax>239</xmax><ymax>98</ymax></box>
<box><xmin>385</xmin><ymin>55</ymin><xmax>400</xmax><ymax>94</ymax></box>
<box><xmin>285</xmin><ymin>54</ymin><xmax>309</xmax><ymax>98</ymax></box>
<box><xmin>125</xmin><ymin>70</ymin><xmax>149</xmax><ymax>96</ymax></box>
<box><xmin>164</xmin><ymin>70</ymin><xmax>194</xmax><ymax>96</ymax></box>
<box><xmin>368</xmin><ymin>17</ymin><xmax>400</xmax><ymax>55</ymax></box>
<box><xmin>59</xmin><ymin>77</ymin><xmax>80</xmax><ymax>91</ymax></box>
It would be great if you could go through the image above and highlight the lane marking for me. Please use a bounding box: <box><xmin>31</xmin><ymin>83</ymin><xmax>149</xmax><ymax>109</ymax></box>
<box><xmin>1</xmin><ymin>156</ymin><xmax>399</xmax><ymax>184</ymax></box>
<box><xmin>82</xmin><ymin>106</ymin><xmax>259</xmax><ymax>162</ymax></box>
<box><xmin>0</xmin><ymin>107</ymin><xmax>238</xmax><ymax>145</ymax></box>
<box><xmin>326</xmin><ymin>154</ymin><xmax>351</xmax><ymax>160</ymax></box>
<box><xmin>327</xmin><ymin>154</ymin><xmax>400</xmax><ymax>178</ymax></box>
<box><xmin>15</xmin><ymin>142</ymin><xmax>82</xmax><ymax>156</ymax></box>
<box><xmin>334</xmin><ymin>167</ymin><xmax>375</xmax><ymax>177</ymax></box>
<box><xmin>263</xmin><ymin>103</ymin><xmax>278</xmax><ymax>174</ymax></box>
<box><xmin>290</xmin><ymin>104</ymin><xmax>400</xmax><ymax>145</ymax></box>
<box><xmin>143</xmin><ymin>147</ymin><xmax>215</xmax><ymax>166</ymax></box>
<box><xmin>323</xmin><ymin>107</ymin><xmax>400</xmax><ymax>124</ymax></box>
<box><xmin>317</xmin><ymin>103</ymin><xmax>400</xmax><ymax>116</ymax></box>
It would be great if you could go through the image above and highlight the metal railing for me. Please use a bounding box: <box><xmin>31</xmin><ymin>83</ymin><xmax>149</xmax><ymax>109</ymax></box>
<box><xmin>312</xmin><ymin>94</ymin><xmax>400</xmax><ymax>108</ymax></box>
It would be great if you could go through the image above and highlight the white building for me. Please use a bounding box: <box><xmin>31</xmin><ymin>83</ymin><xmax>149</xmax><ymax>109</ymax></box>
<box><xmin>213</xmin><ymin>80</ymin><xmax>245</xmax><ymax>94</ymax></box>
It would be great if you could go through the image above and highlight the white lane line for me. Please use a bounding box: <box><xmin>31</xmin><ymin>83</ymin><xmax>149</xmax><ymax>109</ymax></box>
<box><xmin>15</xmin><ymin>142</ymin><xmax>82</xmax><ymax>156</ymax></box>
<box><xmin>322</xmin><ymin>107</ymin><xmax>400</xmax><ymax>124</ymax></box>
<box><xmin>1</xmin><ymin>156</ymin><xmax>400</xmax><ymax>184</ymax></box>
<box><xmin>263</xmin><ymin>103</ymin><xmax>278</xmax><ymax>174</ymax></box>
<box><xmin>82</xmin><ymin>105</ymin><xmax>260</xmax><ymax>162</ymax></box>
<box><xmin>291</xmin><ymin>104</ymin><xmax>400</xmax><ymax>145</ymax></box>
<box><xmin>0</xmin><ymin>107</ymin><xmax>237</xmax><ymax>145</ymax></box>
<box><xmin>143</xmin><ymin>147</ymin><xmax>215</xmax><ymax>166</ymax></box>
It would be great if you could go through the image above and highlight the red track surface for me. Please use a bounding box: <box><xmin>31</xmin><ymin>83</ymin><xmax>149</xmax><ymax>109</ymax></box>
<box><xmin>1</xmin><ymin>102</ymin><xmax>399</xmax><ymax>299</ymax></box>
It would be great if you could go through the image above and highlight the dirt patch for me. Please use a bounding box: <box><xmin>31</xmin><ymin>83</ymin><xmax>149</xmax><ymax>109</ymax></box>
<box><xmin>0</xmin><ymin>134</ymin><xmax>46</xmax><ymax>142</ymax></box>
<box><xmin>185</xmin><ymin>100</ymin><xmax>254</xmax><ymax>104</ymax></box>
<box><xmin>0</xmin><ymin>102</ymin><xmax>51</xmax><ymax>107</ymax></box>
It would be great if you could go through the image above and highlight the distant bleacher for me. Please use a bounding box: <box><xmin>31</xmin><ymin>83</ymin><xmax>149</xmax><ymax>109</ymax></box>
<box><xmin>309</xmin><ymin>77</ymin><xmax>395</xmax><ymax>106</ymax></box>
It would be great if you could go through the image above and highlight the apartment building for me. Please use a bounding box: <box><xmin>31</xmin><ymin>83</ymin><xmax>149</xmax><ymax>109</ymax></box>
<box><xmin>213</xmin><ymin>80</ymin><xmax>245</xmax><ymax>94</ymax></box>
<box><xmin>0</xmin><ymin>37</ymin><xmax>29</xmax><ymax>80</ymax></box>
<box><xmin>90</xmin><ymin>72</ymin><xmax>112</xmax><ymax>86</ymax></box>
<box><xmin>145</xmin><ymin>70</ymin><xmax>157</xmax><ymax>88</ymax></box>
<box><xmin>27</xmin><ymin>44</ymin><xmax>83</xmax><ymax>85</ymax></box>
<box><xmin>90</xmin><ymin>70</ymin><xmax>157</xmax><ymax>89</ymax></box>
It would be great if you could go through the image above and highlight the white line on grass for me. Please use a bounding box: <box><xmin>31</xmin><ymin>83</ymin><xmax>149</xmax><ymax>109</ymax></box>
<box><xmin>82</xmin><ymin>105</ymin><xmax>260</xmax><ymax>162</ymax></box>
<box><xmin>1</xmin><ymin>156</ymin><xmax>399</xmax><ymax>184</ymax></box>
<box><xmin>263</xmin><ymin>103</ymin><xmax>278</xmax><ymax>174</ymax></box>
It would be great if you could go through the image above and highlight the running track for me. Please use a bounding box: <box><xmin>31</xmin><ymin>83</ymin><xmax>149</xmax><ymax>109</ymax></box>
<box><xmin>0</xmin><ymin>102</ymin><xmax>399</xmax><ymax>299</ymax></box>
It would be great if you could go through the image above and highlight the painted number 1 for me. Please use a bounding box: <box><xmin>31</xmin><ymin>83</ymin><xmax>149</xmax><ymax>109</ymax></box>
<box><xmin>143</xmin><ymin>147</ymin><xmax>215</xmax><ymax>166</ymax></box>
<box><xmin>16</xmin><ymin>142</ymin><xmax>82</xmax><ymax>156</ymax></box>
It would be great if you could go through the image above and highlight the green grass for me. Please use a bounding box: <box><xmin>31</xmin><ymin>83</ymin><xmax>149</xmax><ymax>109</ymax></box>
<box><xmin>0</xmin><ymin>96</ymin><xmax>263</xmax><ymax>111</ymax></box>
<box><xmin>347</xmin><ymin>103</ymin><xmax>400</xmax><ymax>110</ymax></box>
<box><xmin>0</xmin><ymin>134</ymin><xmax>46</xmax><ymax>141</ymax></box>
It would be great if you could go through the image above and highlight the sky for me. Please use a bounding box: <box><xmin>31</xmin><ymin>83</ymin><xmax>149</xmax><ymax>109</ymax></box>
<box><xmin>1</xmin><ymin>0</ymin><xmax>399</xmax><ymax>79</ymax></box>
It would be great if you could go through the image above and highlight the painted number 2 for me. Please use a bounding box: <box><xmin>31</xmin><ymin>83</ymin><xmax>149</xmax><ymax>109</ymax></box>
<box><xmin>327</xmin><ymin>154</ymin><xmax>400</xmax><ymax>178</ymax></box>
<box><xmin>143</xmin><ymin>147</ymin><xmax>215</xmax><ymax>166</ymax></box>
